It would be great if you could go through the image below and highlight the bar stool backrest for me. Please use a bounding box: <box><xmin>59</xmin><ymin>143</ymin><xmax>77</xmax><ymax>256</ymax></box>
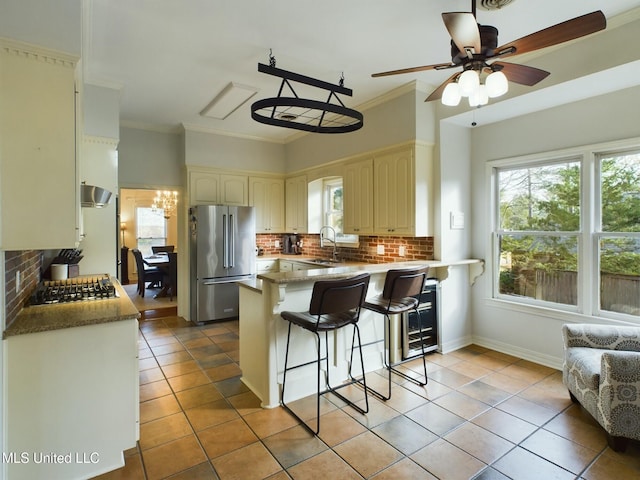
<box><xmin>381</xmin><ymin>266</ymin><xmax>429</xmax><ymax>301</ymax></box>
<box><xmin>309</xmin><ymin>273</ymin><xmax>370</xmax><ymax>317</ymax></box>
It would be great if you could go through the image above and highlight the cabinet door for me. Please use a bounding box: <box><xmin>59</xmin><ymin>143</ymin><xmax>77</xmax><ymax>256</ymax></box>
<box><xmin>250</xmin><ymin>177</ymin><xmax>285</xmax><ymax>233</ymax></box>
<box><xmin>374</xmin><ymin>149</ymin><xmax>414</xmax><ymax>235</ymax></box>
<box><xmin>344</xmin><ymin>158</ymin><xmax>374</xmax><ymax>234</ymax></box>
<box><xmin>1</xmin><ymin>45</ymin><xmax>78</xmax><ymax>249</ymax></box>
<box><xmin>285</xmin><ymin>175</ymin><xmax>308</xmax><ymax>233</ymax></box>
<box><xmin>279</xmin><ymin>261</ymin><xmax>293</xmax><ymax>272</ymax></box>
<box><xmin>220</xmin><ymin>174</ymin><xmax>248</xmax><ymax>206</ymax></box>
<box><xmin>190</xmin><ymin>171</ymin><xmax>220</xmax><ymax>205</ymax></box>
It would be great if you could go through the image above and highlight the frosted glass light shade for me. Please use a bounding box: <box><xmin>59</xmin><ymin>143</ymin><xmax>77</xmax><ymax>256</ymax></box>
<box><xmin>469</xmin><ymin>85</ymin><xmax>489</xmax><ymax>107</ymax></box>
<box><xmin>442</xmin><ymin>83</ymin><xmax>462</xmax><ymax>106</ymax></box>
<box><xmin>458</xmin><ymin>70</ymin><xmax>479</xmax><ymax>97</ymax></box>
<box><xmin>486</xmin><ymin>71</ymin><xmax>508</xmax><ymax>97</ymax></box>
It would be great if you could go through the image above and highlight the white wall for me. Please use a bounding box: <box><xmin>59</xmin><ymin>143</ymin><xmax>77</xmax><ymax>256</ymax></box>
<box><xmin>468</xmin><ymin>85</ymin><xmax>640</xmax><ymax>369</ymax></box>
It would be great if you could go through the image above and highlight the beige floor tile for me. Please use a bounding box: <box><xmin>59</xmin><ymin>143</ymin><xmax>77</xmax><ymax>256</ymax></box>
<box><xmin>471</xmin><ymin>408</ymin><xmax>538</xmax><ymax>444</ymax></box>
<box><xmin>262</xmin><ymin>424</ymin><xmax>328</xmax><ymax>469</ymax></box>
<box><xmin>472</xmin><ymin>353</ymin><xmax>514</xmax><ymax>371</ymax></box>
<box><xmin>167</xmin><ymin>370</ymin><xmax>212</xmax><ymax>392</ymax></box>
<box><xmin>185</xmin><ymin>398</ymin><xmax>239</xmax><ymax>431</ymax></box>
<box><xmin>405</xmin><ymin>402</ymin><xmax>466</xmax><ymax>436</ymax></box>
<box><xmin>175</xmin><ymin>383</ymin><xmax>224</xmax><ymax>410</ymax></box>
<box><xmin>345</xmin><ymin>395</ymin><xmax>402</xmax><ymax>429</ymax></box>
<box><xmin>518</xmin><ymin>384</ymin><xmax>573</xmax><ymax>413</ymax></box>
<box><xmin>433</xmin><ymin>391</ymin><xmax>491</xmax><ymax>420</ymax></box>
<box><xmin>480</xmin><ymin>371</ymin><xmax>530</xmax><ymax>395</ymax></box>
<box><xmin>428</xmin><ymin>367</ymin><xmax>475</xmax><ymax>389</ymax></box>
<box><xmin>410</xmin><ymin>439</ymin><xmax>486</xmax><ymax>480</ymax></box>
<box><xmin>521</xmin><ymin>429</ymin><xmax>600</xmax><ymax>474</ymax></box>
<box><xmin>198</xmin><ymin>418</ymin><xmax>258</xmax><ymax>459</ymax></box>
<box><xmin>283</xmin><ymin>393</ymin><xmax>339</xmax><ymax>423</ymax></box>
<box><xmin>91</xmin><ymin>452</ymin><xmax>145</xmax><ymax>480</ymax></box>
<box><xmin>146</xmin><ymin>335</ymin><xmax>182</xmax><ymax>348</ymax></box>
<box><xmin>211</xmin><ymin>442</ymin><xmax>282</xmax><ymax>480</ymax></box>
<box><xmin>543</xmin><ymin>412</ymin><xmax>608</xmax><ymax>451</ymax></box>
<box><xmin>457</xmin><ymin>380</ymin><xmax>512</xmax><ymax>406</ymax></box>
<box><xmin>445</xmin><ymin>422</ymin><xmax>513</xmax><ymax>464</ymax></box>
<box><xmin>150</xmin><ymin>342</ymin><xmax>186</xmax><ymax>357</ymax></box>
<box><xmin>381</xmin><ymin>384</ymin><xmax>430</xmax><ymax>413</ymax></box>
<box><xmin>138</xmin><ymin>357</ymin><xmax>159</xmax><ymax>371</ymax></box>
<box><xmin>582</xmin><ymin>453</ymin><xmax>640</xmax><ymax>480</ymax></box>
<box><xmin>139</xmin><ymin>412</ymin><xmax>193</xmax><ymax>450</ymax></box>
<box><xmin>140</xmin><ymin>394</ymin><xmax>182</xmax><ymax>424</ymax></box>
<box><xmin>161</xmin><ymin>462</ymin><xmax>218</xmax><ymax>480</ymax></box>
<box><xmin>287</xmin><ymin>449</ymin><xmax>362</xmax><ymax>480</ymax></box>
<box><xmin>155</xmin><ymin>350</ymin><xmax>193</xmax><ymax>366</ymax></box>
<box><xmin>448</xmin><ymin>360</ymin><xmax>494</xmax><ymax>380</ymax></box>
<box><xmin>333</xmin><ymin>431</ymin><xmax>404</xmax><ymax>477</ymax></box>
<box><xmin>492</xmin><ymin>446</ymin><xmax>575</xmax><ymax>480</ymax></box>
<box><xmin>372</xmin><ymin>414</ymin><xmax>439</xmax><ymax>455</ymax></box>
<box><xmin>204</xmin><ymin>362</ymin><xmax>242</xmax><ymax>382</ymax></box>
<box><xmin>139</xmin><ymin>366</ymin><xmax>165</xmax><ymax>385</ymax></box>
<box><xmin>499</xmin><ymin>363</ymin><xmax>550</xmax><ymax>384</ymax></box>
<box><xmin>227</xmin><ymin>390</ymin><xmax>264</xmax><ymax>416</ymax></box>
<box><xmin>142</xmin><ymin>435</ymin><xmax>207</xmax><ymax>480</ymax></box>
<box><xmin>402</xmin><ymin>377</ymin><xmax>453</xmax><ymax>400</ymax></box>
<box><xmin>244</xmin><ymin>406</ymin><xmax>301</xmax><ymax>438</ymax></box>
<box><xmin>496</xmin><ymin>395</ymin><xmax>558</xmax><ymax>426</ymax></box>
<box><xmin>370</xmin><ymin>457</ymin><xmax>438</xmax><ymax>479</ymax></box>
<box><xmin>161</xmin><ymin>359</ymin><xmax>202</xmax><ymax>378</ymax></box>
<box><xmin>139</xmin><ymin>379</ymin><xmax>172</xmax><ymax>402</ymax></box>
<box><xmin>316</xmin><ymin>409</ymin><xmax>368</xmax><ymax>447</ymax></box>
<box><xmin>181</xmin><ymin>336</ymin><xmax>214</xmax><ymax>350</ymax></box>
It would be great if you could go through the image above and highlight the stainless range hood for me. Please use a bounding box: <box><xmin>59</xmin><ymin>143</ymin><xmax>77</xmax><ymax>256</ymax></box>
<box><xmin>81</xmin><ymin>183</ymin><xmax>112</xmax><ymax>208</ymax></box>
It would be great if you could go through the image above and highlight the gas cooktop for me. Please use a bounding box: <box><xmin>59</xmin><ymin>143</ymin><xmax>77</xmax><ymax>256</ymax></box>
<box><xmin>31</xmin><ymin>274</ymin><xmax>118</xmax><ymax>305</ymax></box>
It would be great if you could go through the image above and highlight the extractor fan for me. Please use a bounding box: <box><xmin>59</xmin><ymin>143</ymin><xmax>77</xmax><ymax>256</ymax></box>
<box><xmin>372</xmin><ymin>1</ymin><xmax>606</xmax><ymax>106</ymax></box>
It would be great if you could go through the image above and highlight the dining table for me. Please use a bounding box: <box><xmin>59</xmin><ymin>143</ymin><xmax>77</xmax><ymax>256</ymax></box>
<box><xmin>142</xmin><ymin>252</ymin><xmax>174</xmax><ymax>298</ymax></box>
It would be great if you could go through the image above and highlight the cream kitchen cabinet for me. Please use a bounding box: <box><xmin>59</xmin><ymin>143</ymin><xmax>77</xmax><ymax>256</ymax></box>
<box><xmin>285</xmin><ymin>175</ymin><xmax>308</xmax><ymax>233</ymax></box>
<box><xmin>343</xmin><ymin>158</ymin><xmax>374</xmax><ymax>235</ymax></box>
<box><xmin>0</xmin><ymin>40</ymin><xmax>80</xmax><ymax>249</ymax></box>
<box><xmin>373</xmin><ymin>144</ymin><xmax>433</xmax><ymax>236</ymax></box>
<box><xmin>249</xmin><ymin>176</ymin><xmax>285</xmax><ymax>233</ymax></box>
<box><xmin>256</xmin><ymin>258</ymin><xmax>278</xmax><ymax>273</ymax></box>
<box><xmin>188</xmin><ymin>169</ymin><xmax>248</xmax><ymax>206</ymax></box>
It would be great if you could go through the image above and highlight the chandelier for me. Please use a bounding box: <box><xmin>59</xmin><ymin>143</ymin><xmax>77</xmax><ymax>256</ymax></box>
<box><xmin>152</xmin><ymin>190</ymin><xmax>178</xmax><ymax>219</ymax></box>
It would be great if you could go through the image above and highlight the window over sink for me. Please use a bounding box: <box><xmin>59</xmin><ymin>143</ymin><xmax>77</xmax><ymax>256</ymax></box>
<box><xmin>308</xmin><ymin>177</ymin><xmax>359</xmax><ymax>247</ymax></box>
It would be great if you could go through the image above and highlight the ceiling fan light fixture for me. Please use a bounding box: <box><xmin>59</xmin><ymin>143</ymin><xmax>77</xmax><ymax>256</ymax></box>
<box><xmin>458</xmin><ymin>70</ymin><xmax>479</xmax><ymax>97</ymax></box>
<box><xmin>486</xmin><ymin>70</ymin><xmax>509</xmax><ymax>97</ymax></box>
<box><xmin>442</xmin><ymin>82</ymin><xmax>462</xmax><ymax>106</ymax></box>
<box><xmin>469</xmin><ymin>85</ymin><xmax>489</xmax><ymax>107</ymax></box>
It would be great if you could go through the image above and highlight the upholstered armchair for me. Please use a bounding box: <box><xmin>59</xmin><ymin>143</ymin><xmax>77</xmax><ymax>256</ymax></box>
<box><xmin>562</xmin><ymin>323</ymin><xmax>640</xmax><ymax>451</ymax></box>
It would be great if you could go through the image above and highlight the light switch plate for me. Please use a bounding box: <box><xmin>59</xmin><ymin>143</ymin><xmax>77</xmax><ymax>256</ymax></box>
<box><xmin>376</xmin><ymin>244</ymin><xmax>385</xmax><ymax>255</ymax></box>
<box><xmin>450</xmin><ymin>211</ymin><xmax>465</xmax><ymax>229</ymax></box>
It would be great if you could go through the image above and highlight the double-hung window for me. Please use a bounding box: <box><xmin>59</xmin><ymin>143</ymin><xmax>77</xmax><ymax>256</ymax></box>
<box><xmin>492</xmin><ymin>142</ymin><xmax>640</xmax><ymax>320</ymax></box>
<box><xmin>136</xmin><ymin>207</ymin><xmax>167</xmax><ymax>256</ymax></box>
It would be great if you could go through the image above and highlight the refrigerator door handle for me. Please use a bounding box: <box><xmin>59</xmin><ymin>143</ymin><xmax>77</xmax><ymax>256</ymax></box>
<box><xmin>222</xmin><ymin>213</ymin><xmax>228</xmax><ymax>268</ymax></box>
<box><xmin>229</xmin><ymin>213</ymin><xmax>235</xmax><ymax>268</ymax></box>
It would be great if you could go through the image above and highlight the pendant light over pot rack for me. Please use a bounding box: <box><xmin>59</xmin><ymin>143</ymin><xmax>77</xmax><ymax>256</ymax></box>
<box><xmin>251</xmin><ymin>51</ymin><xmax>363</xmax><ymax>134</ymax></box>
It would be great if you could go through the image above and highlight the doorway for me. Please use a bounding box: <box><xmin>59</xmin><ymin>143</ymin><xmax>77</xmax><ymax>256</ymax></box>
<box><xmin>119</xmin><ymin>187</ymin><xmax>180</xmax><ymax>311</ymax></box>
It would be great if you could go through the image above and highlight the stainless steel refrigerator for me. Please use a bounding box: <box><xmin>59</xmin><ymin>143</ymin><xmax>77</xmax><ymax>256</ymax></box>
<box><xmin>189</xmin><ymin>205</ymin><xmax>256</xmax><ymax>323</ymax></box>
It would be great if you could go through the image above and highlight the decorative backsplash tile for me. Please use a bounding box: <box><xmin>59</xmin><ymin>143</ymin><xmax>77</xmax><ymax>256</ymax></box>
<box><xmin>4</xmin><ymin>250</ymin><xmax>42</xmax><ymax>329</ymax></box>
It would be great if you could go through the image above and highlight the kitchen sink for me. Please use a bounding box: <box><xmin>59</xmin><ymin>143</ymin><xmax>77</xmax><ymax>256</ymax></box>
<box><xmin>308</xmin><ymin>258</ymin><xmax>342</xmax><ymax>265</ymax></box>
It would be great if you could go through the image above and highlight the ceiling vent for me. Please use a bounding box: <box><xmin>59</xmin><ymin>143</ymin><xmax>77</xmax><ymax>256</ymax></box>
<box><xmin>478</xmin><ymin>0</ymin><xmax>515</xmax><ymax>10</ymax></box>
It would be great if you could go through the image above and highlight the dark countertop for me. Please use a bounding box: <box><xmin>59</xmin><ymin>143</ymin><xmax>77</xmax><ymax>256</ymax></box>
<box><xmin>3</xmin><ymin>277</ymin><xmax>140</xmax><ymax>338</ymax></box>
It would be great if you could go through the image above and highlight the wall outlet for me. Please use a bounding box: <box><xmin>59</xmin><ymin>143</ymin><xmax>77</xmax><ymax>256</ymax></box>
<box><xmin>275</xmin><ymin>240</ymin><xmax>280</xmax><ymax>248</ymax></box>
<box><xmin>399</xmin><ymin>245</ymin><xmax>405</xmax><ymax>257</ymax></box>
<box><xmin>376</xmin><ymin>244</ymin><xmax>385</xmax><ymax>255</ymax></box>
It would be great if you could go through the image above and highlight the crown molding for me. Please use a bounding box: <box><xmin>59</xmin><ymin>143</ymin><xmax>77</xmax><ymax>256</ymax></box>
<box><xmin>0</xmin><ymin>37</ymin><xmax>78</xmax><ymax>67</ymax></box>
<box><xmin>83</xmin><ymin>135</ymin><xmax>119</xmax><ymax>147</ymax></box>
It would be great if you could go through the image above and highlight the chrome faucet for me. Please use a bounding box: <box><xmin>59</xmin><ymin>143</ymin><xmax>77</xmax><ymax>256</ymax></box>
<box><xmin>320</xmin><ymin>225</ymin><xmax>338</xmax><ymax>262</ymax></box>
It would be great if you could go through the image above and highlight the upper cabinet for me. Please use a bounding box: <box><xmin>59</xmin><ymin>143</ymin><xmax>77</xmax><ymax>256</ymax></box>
<box><xmin>249</xmin><ymin>176</ymin><xmax>285</xmax><ymax>233</ymax></box>
<box><xmin>0</xmin><ymin>40</ymin><xmax>80</xmax><ymax>249</ymax></box>
<box><xmin>188</xmin><ymin>169</ymin><xmax>248</xmax><ymax>206</ymax></box>
<box><xmin>343</xmin><ymin>158</ymin><xmax>374</xmax><ymax>235</ymax></box>
<box><xmin>373</xmin><ymin>143</ymin><xmax>433</xmax><ymax>236</ymax></box>
<box><xmin>285</xmin><ymin>175</ymin><xmax>308</xmax><ymax>233</ymax></box>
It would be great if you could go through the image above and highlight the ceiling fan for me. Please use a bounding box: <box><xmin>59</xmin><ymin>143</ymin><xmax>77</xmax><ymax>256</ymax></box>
<box><xmin>372</xmin><ymin>1</ymin><xmax>606</xmax><ymax>106</ymax></box>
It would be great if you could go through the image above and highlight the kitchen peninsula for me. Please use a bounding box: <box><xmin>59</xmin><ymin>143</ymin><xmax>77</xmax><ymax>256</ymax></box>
<box><xmin>3</xmin><ymin>277</ymin><xmax>140</xmax><ymax>480</ymax></box>
<box><xmin>239</xmin><ymin>258</ymin><xmax>483</xmax><ymax>408</ymax></box>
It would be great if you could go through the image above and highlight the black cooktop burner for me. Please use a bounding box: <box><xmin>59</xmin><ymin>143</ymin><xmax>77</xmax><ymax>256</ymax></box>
<box><xmin>31</xmin><ymin>275</ymin><xmax>118</xmax><ymax>305</ymax></box>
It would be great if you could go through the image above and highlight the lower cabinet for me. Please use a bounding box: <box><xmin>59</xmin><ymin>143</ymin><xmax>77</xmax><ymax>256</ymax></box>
<box><xmin>4</xmin><ymin>320</ymin><xmax>139</xmax><ymax>480</ymax></box>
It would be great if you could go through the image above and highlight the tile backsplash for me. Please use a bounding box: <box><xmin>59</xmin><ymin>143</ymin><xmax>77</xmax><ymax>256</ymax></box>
<box><xmin>4</xmin><ymin>250</ymin><xmax>42</xmax><ymax>329</ymax></box>
<box><xmin>256</xmin><ymin>234</ymin><xmax>433</xmax><ymax>263</ymax></box>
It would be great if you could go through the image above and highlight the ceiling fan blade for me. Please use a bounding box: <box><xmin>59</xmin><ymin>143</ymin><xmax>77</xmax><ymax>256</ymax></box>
<box><xmin>442</xmin><ymin>12</ymin><xmax>481</xmax><ymax>56</ymax></box>
<box><xmin>495</xmin><ymin>10</ymin><xmax>606</xmax><ymax>59</ymax></box>
<box><xmin>492</xmin><ymin>62</ymin><xmax>550</xmax><ymax>86</ymax></box>
<box><xmin>371</xmin><ymin>62</ymin><xmax>456</xmax><ymax>78</ymax></box>
<box><xmin>425</xmin><ymin>72</ymin><xmax>461</xmax><ymax>102</ymax></box>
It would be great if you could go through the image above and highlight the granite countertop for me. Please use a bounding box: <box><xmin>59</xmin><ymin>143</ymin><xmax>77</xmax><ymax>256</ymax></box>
<box><xmin>3</xmin><ymin>277</ymin><xmax>140</xmax><ymax>339</ymax></box>
<box><xmin>252</xmin><ymin>258</ymin><xmax>484</xmax><ymax>286</ymax></box>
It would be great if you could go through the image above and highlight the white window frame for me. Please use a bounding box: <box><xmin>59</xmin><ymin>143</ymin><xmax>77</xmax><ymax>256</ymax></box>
<box><xmin>135</xmin><ymin>207</ymin><xmax>168</xmax><ymax>256</ymax></box>
<box><xmin>487</xmin><ymin>138</ymin><xmax>640</xmax><ymax>323</ymax></box>
<box><xmin>322</xmin><ymin>177</ymin><xmax>359</xmax><ymax>247</ymax></box>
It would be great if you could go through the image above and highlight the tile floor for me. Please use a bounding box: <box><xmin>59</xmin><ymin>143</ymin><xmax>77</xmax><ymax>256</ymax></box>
<box><xmin>94</xmin><ymin>313</ymin><xmax>640</xmax><ymax>480</ymax></box>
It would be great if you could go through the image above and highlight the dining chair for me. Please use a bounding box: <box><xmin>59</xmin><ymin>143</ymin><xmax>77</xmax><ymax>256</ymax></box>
<box><xmin>358</xmin><ymin>266</ymin><xmax>430</xmax><ymax>400</ymax></box>
<box><xmin>280</xmin><ymin>272</ymin><xmax>371</xmax><ymax>435</ymax></box>
<box><xmin>131</xmin><ymin>249</ymin><xmax>163</xmax><ymax>298</ymax></box>
<box><xmin>151</xmin><ymin>245</ymin><xmax>175</xmax><ymax>254</ymax></box>
<box><xmin>164</xmin><ymin>252</ymin><xmax>178</xmax><ymax>301</ymax></box>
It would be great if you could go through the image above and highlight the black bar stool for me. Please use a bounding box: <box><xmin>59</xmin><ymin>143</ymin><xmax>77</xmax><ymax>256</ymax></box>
<box><xmin>280</xmin><ymin>272</ymin><xmax>371</xmax><ymax>435</ymax></box>
<box><xmin>358</xmin><ymin>266</ymin><xmax>430</xmax><ymax>401</ymax></box>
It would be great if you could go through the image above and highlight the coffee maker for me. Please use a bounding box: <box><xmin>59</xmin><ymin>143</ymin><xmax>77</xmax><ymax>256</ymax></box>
<box><xmin>282</xmin><ymin>234</ymin><xmax>301</xmax><ymax>254</ymax></box>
